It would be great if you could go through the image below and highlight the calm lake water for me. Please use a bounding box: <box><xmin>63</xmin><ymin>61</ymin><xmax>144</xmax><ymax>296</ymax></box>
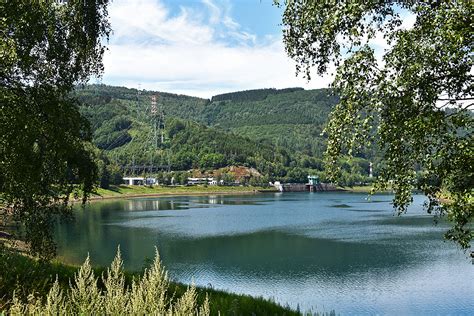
<box><xmin>55</xmin><ymin>192</ymin><xmax>474</xmax><ymax>315</ymax></box>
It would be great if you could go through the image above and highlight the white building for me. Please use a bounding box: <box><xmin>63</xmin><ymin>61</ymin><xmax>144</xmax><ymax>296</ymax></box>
<box><xmin>145</xmin><ymin>178</ymin><xmax>157</xmax><ymax>186</ymax></box>
<box><xmin>123</xmin><ymin>177</ymin><xmax>144</xmax><ymax>185</ymax></box>
<box><xmin>123</xmin><ymin>177</ymin><xmax>157</xmax><ymax>186</ymax></box>
<box><xmin>187</xmin><ymin>177</ymin><xmax>216</xmax><ymax>185</ymax></box>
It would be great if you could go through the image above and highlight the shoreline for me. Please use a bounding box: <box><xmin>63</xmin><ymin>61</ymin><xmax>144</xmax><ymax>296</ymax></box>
<box><xmin>80</xmin><ymin>185</ymin><xmax>279</xmax><ymax>203</ymax></box>
<box><xmin>79</xmin><ymin>185</ymin><xmax>389</xmax><ymax>204</ymax></box>
<box><xmin>72</xmin><ymin>184</ymin><xmax>404</xmax><ymax>204</ymax></box>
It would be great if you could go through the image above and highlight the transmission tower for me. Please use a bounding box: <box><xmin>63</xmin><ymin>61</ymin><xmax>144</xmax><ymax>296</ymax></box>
<box><xmin>151</xmin><ymin>95</ymin><xmax>166</xmax><ymax>145</ymax></box>
<box><xmin>149</xmin><ymin>95</ymin><xmax>170</xmax><ymax>173</ymax></box>
<box><xmin>151</xmin><ymin>95</ymin><xmax>159</xmax><ymax>147</ymax></box>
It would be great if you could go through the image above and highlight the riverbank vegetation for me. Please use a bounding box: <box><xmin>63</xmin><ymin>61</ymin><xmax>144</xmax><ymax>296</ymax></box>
<box><xmin>0</xmin><ymin>248</ymin><xmax>299</xmax><ymax>315</ymax></box>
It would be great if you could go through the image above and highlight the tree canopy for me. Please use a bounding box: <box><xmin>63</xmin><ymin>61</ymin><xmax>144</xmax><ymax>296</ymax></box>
<box><xmin>279</xmin><ymin>1</ymin><xmax>473</xmax><ymax>249</ymax></box>
<box><xmin>0</xmin><ymin>1</ymin><xmax>111</xmax><ymax>258</ymax></box>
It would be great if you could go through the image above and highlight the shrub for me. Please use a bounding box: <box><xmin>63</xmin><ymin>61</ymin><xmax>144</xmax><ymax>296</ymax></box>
<box><xmin>8</xmin><ymin>247</ymin><xmax>210</xmax><ymax>315</ymax></box>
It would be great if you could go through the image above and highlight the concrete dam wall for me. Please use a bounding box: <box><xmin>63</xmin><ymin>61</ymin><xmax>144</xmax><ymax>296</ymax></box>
<box><xmin>276</xmin><ymin>183</ymin><xmax>339</xmax><ymax>192</ymax></box>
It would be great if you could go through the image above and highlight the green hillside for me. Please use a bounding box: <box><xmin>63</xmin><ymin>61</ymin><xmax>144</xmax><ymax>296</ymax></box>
<box><xmin>203</xmin><ymin>88</ymin><xmax>337</xmax><ymax>156</ymax></box>
<box><xmin>73</xmin><ymin>84</ymin><xmax>373</xmax><ymax>185</ymax></box>
<box><xmin>77</xmin><ymin>85</ymin><xmax>336</xmax><ymax>155</ymax></box>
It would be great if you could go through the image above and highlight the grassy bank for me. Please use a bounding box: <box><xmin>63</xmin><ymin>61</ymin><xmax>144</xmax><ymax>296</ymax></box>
<box><xmin>340</xmin><ymin>185</ymin><xmax>394</xmax><ymax>194</ymax></box>
<box><xmin>340</xmin><ymin>186</ymin><xmax>376</xmax><ymax>193</ymax></box>
<box><xmin>0</xmin><ymin>249</ymin><xmax>299</xmax><ymax>315</ymax></box>
<box><xmin>89</xmin><ymin>185</ymin><xmax>277</xmax><ymax>201</ymax></box>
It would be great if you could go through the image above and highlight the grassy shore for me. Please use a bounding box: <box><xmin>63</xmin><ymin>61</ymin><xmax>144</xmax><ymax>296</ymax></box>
<box><xmin>339</xmin><ymin>185</ymin><xmax>376</xmax><ymax>193</ymax></box>
<box><xmin>88</xmin><ymin>185</ymin><xmax>277</xmax><ymax>201</ymax></box>
<box><xmin>339</xmin><ymin>185</ymin><xmax>394</xmax><ymax>193</ymax></box>
<box><xmin>0</xmin><ymin>249</ymin><xmax>299</xmax><ymax>315</ymax></box>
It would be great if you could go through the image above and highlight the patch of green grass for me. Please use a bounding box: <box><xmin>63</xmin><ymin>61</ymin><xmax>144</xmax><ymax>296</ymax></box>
<box><xmin>91</xmin><ymin>185</ymin><xmax>275</xmax><ymax>200</ymax></box>
<box><xmin>0</xmin><ymin>249</ymin><xmax>299</xmax><ymax>315</ymax></box>
<box><xmin>339</xmin><ymin>185</ymin><xmax>395</xmax><ymax>193</ymax></box>
<box><xmin>340</xmin><ymin>186</ymin><xmax>374</xmax><ymax>193</ymax></box>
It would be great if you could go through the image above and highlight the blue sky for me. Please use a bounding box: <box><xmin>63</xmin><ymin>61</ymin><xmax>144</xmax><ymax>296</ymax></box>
<box><xmin>100</xmin><ymin>0</ymin><xmax>335</xmax><ymax>98</ymax></box>
<box><xmin>160</xmin><ymin>0</ymin><xmax>284</xmax><ymax>40</ymax></box>
<box><xmin>100</xmin><ymin>0</ymin><xmax>414</xmax><ymax>98</ymax></box>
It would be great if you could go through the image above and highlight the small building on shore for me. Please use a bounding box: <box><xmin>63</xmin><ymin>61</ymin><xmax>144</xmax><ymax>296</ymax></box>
<box><xmin>187</xmin><ymin>177</ymin><xmax>224</xmax><ymax>186</ymax></box>
<box><xmin>123</xmin><ymin>177</ymin><xmax>144</xmax><ymax>185</ymax></box>
<box><xmin>123</xmin><ymin>177</ymin><xmax>157</xmax><ymax>186</ymax></box>
<box><xmin>187</xmin><ymin>177</ymin><xmax>212</xmax><ymax>185</ymax></box>
<box><xmin>308</xmin><ymin>175</ymin><xmax>320</xmax><ymax>185</ymax></box>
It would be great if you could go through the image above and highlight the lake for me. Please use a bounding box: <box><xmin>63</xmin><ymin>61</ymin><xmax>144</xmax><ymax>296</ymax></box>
<box><xmin>55</xmin><ymin>192</ymin><xmax>474</xmax><ymax>315</ymax></box>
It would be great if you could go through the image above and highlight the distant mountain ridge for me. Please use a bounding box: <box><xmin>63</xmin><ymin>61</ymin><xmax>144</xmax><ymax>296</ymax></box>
<box><xmin>210</xmin><ymin>87</ymin><xmax>305</xmax><ymax>102</ymax></box>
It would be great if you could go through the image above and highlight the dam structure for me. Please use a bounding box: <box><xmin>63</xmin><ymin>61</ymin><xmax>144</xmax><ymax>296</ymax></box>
<box><xmin>273</xmin><ymin>176</ymin><xmax>340</xmax><ymax>192</ymax></box>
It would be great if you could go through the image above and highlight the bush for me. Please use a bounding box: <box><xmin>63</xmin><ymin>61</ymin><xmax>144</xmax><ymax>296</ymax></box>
<box><xmin>8</xmin><ymin>248</ymin><xmax>210</xmax><ymax>315</ymax></box>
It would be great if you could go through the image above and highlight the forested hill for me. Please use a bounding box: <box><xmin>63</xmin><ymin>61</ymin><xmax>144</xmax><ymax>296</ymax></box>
<box><xmin>74</xmin><ymin>84</ymin><xmax>372</xmax><ymax>184</ymax></box>
<box><xmin>204</xmin><ymin>88</ymin><xmax>337</xmax><ymax>156</ymax></box>
<box><xmin>76</xmin><ymin>85</ymin><xmax>337</xmax><ymax>156</ymax></box>
<box><xmin>210</xmin><ymin>87</ymin><xmax>304</xmax><ymax>102</ymax></box>
<box><xmin>75</xmin><ymin>84</ymin><xmax>210</xmax><ymax>125</ymax></box>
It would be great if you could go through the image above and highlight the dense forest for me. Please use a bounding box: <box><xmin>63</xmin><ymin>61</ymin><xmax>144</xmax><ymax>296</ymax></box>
<box><xmin>74</xmin><ymin>85</ymin><xmax>375</xmax><ymax>186</ymax></box>
<box><xmin>210</xmin><ymin>87</ymin><xmax>304</xmax><ymax>102</ymax></box>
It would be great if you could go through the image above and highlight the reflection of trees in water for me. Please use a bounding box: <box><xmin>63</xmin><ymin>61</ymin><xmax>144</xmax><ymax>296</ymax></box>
<box><xmin>156</xmin><ymin>231</ymin><xmax>413</xmax><ymax>277</ymax></box>
<box><xmin>124</xmin><ymin>199</ymin><xmax>179</xmax><ymax>212</ymax></box>
<box><xmin>193</xmin><ymin>195</ymin><xmax>264</xmax><ymax>206</ymax></box>
<box><xmin>119</xmin><ymin>196</ymin><xmax>264</xmax><ymax>211</ymax></box>
<box><xmin>116</xmin><ymin>196</ymin><xmax>260</xmax><ymax>212</ymax></box>
<box><xmin>56</xmin><ymin>219</ymin><xmax>415</xmax><ymax>275</ymax></box>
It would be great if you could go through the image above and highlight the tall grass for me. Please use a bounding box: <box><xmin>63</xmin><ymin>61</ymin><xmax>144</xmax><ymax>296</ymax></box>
<box><xmin>1</xmin><ymin>246</ymin><xmax>302</xmax><ymax>315</ymax></box>
<box><xmin>7</xmin><ymin>247</ymin><xmax>209</xmax><ymax>315</ymax></box>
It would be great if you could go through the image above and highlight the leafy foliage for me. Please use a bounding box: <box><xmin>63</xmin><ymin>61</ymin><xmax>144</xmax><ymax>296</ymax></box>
<box><xmin>280</xmin><ymin>0</ymin><xmax>473</xmax><ymax>248</ymax></box>
<box><xmin>0</xmin><ymin>1</ymin><xmax>111</xmax><ymax>258</ymax></box>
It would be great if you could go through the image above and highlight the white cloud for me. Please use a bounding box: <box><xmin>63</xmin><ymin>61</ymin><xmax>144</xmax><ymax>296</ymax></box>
<box><xmin>103</xmin><ymin>41</ymin><xmax>333</xmax><ymax>98</ymax></box>
<box><xmin>222</xmin><ymin>16</ymin><xmax>240</xmax><ymax>30</ymax></box>
<box><xmin>101</xmin><ymin>0</ymin><xmax>332</xmax><ymax>98</ymax></box>
<box><xmin>109</xmin><ymin>0</ymin><xmax>214</xmax><ymax>45</ymax></box>
<box><xmin>202</xmin><ymin>0</ymin><xmax>222</xmax><ymax>25</ymax></box>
